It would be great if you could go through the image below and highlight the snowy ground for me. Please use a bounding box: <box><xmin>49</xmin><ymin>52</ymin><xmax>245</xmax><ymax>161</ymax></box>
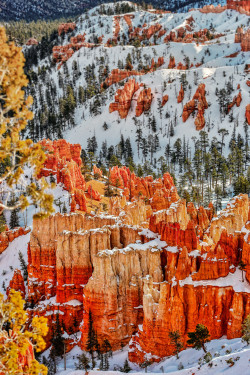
<box><xmin>54</xmin><ymin>337</ymin><xmax>250</xmax><ymax>375</ymax></box>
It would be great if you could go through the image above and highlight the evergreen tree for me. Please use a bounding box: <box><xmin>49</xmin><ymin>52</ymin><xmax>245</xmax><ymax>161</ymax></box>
<box><xmin>242</xmin><ymin>315</ymin><xmax>250</xmax><ymax>345</ymax></box>
<box><xmin>51</xmin><ymin>313</ymin><xmax>65</xmax><ymax>358</ymax></box>
<box><xmin>75</xmin><ymin>352</ymin><xmax>90</xmax><ymax>371</ymax></box>
<box><xmin>86</xmin><ymin>310</ymin><xmax>99</xmax><ymax>368</ymax></box>
<box><xmin>238</xmin><ymin>260</ymin><xmax>246</xmax><ymax>282</ymax></box>
<box><xmin>121</xmin><ymin>359</ymin><xmax>131</xmax><ymax>373</ymax></box>
<box><xmin>9</xmin><ymin>208</ymin><xmax>20</xmax><ymax>229</ymax></box>
<box><xmin>18</xmin><ymin>251</ymin><xmax>28</xmax><ymax>281</ymax></box>
<box><xmin>168</xmin><ymin>330</ymin><xmax>183</xmax><ymax>359</ymax></box>
<box><xmin>187</xmin><ymin>324</ymin><xmax>210</xmax><ymax>353</ymax></box>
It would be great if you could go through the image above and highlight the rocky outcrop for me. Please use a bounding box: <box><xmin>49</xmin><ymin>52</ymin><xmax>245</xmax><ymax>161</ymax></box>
<box><xmin>93</xmin><ymin>165</ymin><xmax>103</xmax><ymax>178</ymax></box>
<box><xmin>227</xmin><ymin>0</ymin><xmax>250</xmax><ymax>15</ymax></box>
<box><xmin>58</xmin><ymin>23</ymin><xmax>76</xmax><ymax>35</ymax></box>
<box><xmin>228</xmin><ymin>91</ymin><xmax>242</xmax><ymax>112</ymax></box>
<box><xmin>0</xmin><ymin>227</ymin><xmax>30</xmax><ymax>254</ymax></box>
<box><xmin>28</xmin><ymin>213</ymin><xmax>115</xmax><ymax>303</ymax></box>
<box><xmin>183</xmin><ymin>83</ymin><xmax>208</xmax><ymax>130</ymax></box>
<box><xmin>24</xmin><ymin>161</ymin><xmax>250</xmax><ymax>363</ymax></box>
<box><xmin>136</xmin><ymin>88</ymin><xmax>153</xmax><ymax>116</ymax></box>
<box><xmin>168</xmin><ymin>55</ymin><xmax>176</xmax><ymax>69</ymax></box>
<box><xmin>208</xmin><ymin>194</ymin><xmax>249</xmax><ymax>244</ymax></box>
<box><xmin>246</xmin><ymin>104</ymin><xmax>250</xmax><ymax>125</ymax></box>
<box><xmin>7</xmin><ymin>269</ymin><xmax>25</xmax><ymax>298</ymax></box>
<box><xmin>81</xmin><ymin>246</ymin><xmax>163</xmax><ymax>350</ymax></box>
<box><xmin>39</xmin><ymin>139</ymin><xmax>87</xmax><ymax>211</ymax></box>
<box><xmin>199</xmin><ymin>4</ymin><xmax>227</xmax><ymax>13</ymax></box>
<box><xmin>177</xmin><ymin>85</ymin><xmax>184</xmax><ymax>103</ymax></box>
<box><xmin>102</xmin><ymin>69</ymin><xmax>143</xmax><ymax>89</ymax></box>
<box><xmin>234</xmin><ymin>27</ymin><xmax>250</xmax><ymax>51</ymax></box>
<box><xmin>129</xmin><ymin>279</ymin><xmax>250</xmax><ymax>362</ymax></box>
<box><xmin>161</xmin><ymin>95</ymin><xmax>169</xmax><ymax>107</ymax></box>
<box><xmin>109</xmin><ymin>79</ymin><xmax>140</xmax><ymax>118</ymax></box>
<box><xmin>26</xmin><ymin>38</ymin><xmax>38</xmax><ymax>45</ymax></box>
<box><xmin>87</xmin><ymin>185</ymin><xmax>101</xmax><ymax>201</ymax></box>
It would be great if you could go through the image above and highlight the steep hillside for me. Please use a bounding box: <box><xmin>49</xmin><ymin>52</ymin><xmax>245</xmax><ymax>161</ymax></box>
<box><xmin>0</xmin><ymin>0</ymin><xmax>226</xmax><ymax>21</ymax></box>
<box><xmin>23</xmin><ymin>1</ymin><xmax>250</xmax><ymax>206</ymax></box>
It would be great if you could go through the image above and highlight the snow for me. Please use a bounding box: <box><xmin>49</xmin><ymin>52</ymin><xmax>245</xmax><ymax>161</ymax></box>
<box><xmin>28</xmin><ymin>5</ymin><xmax>250</xmax><ymax>175</ymax></box>
<box><xmin>179</xmin><ymin>268</ymin><xmax>250</xmax><ymax>293</ymax></box>
<box><xmin>54</xmin><ymin>337</ymin><xmax>250</xmax><ymax>375</ymax></box>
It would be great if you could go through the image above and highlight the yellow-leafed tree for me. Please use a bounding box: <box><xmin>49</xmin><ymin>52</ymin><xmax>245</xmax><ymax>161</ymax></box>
<box><xmin>0</xmin><ymin>290</ymin><xmax>48</xmax><ymax>374</ymax></box>
<box><xmin>0</xmin><ymin>27</ymin><xmax>54</xmax><ymax>218</ymax></box>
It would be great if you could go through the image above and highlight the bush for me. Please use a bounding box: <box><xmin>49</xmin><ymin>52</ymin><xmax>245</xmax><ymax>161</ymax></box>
<box><xmin>178</xmin><ymin>362</ymin><xmax>184</xmax><ymax>370</ymax></box>
<box><xmin>204</xmin><ymin>352</ymin><xmax>212</xmax><ymax>363</ymax></box>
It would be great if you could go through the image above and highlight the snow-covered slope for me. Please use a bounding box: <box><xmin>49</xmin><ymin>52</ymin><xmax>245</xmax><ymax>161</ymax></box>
<box><xmin>26</xmin><ymin>3</ymin><xmax>250</xmax><ymax>167</ymax></box>
<box><xmin>53</xmin><ymin>337</ymin><xmax>250</xmax><ymax>374</ymax></box>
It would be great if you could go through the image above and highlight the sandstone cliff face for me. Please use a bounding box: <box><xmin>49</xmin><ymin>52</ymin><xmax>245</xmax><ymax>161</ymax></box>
<box><xmin>129</xmin><ymin>280</ymin><xmax>250</xmax><ymax>362</ymax></box>
<box><xmin>81</xmin><ymin>246</ymin><xmax>163</xmax><ymax>350</ymax></box>
<box><xmin>24</xmin><ymin>162</ymin><xmax>250</xmax><ymax>363</ymax></box>
<box><xmin>208</xmin><ymin>194</ymin><xmax>249</xmax><ymax>244</ymax></box>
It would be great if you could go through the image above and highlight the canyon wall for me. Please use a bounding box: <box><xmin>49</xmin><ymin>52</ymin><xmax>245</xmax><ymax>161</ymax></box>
<box><xmin>13</xmin><ymin>144</ymin><xmax>249</xmax><ymax>362</ymax></box>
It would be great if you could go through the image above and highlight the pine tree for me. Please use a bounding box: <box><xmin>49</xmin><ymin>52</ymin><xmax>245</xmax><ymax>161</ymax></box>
<box><xmin>9</xmin><ymin>208</ymin><xmax>20</xmax><ymax>229</ymax></box>
<box><xmin>86</xmin><ymin>310</ymin><xmax>99</xmax><ymax>368</ymax></box>
<box><xmin>75</xmin><ymin>352</ymin><xmax>90</xmax><ymax>371</ymax></box>
<box><xmin>187</xmin><ymin>324</ymin><xmax>210</xmax><ymax>353</ymax></box>
<box><xmin>242</xmin><ymin>315</ymin><xmax>250</xmax><ymax>345</ymax></box>
<box><xmin>238</xmin><ymin>260</ymin><xmax>246</xmax><ymax>282</ymax></box>
<box><xmin>121</xmin><ymin>359</ymin><xmax>131</xmax><ymax>373</ymax></box>
<box><xmin>168</xmin><ymin>330</ymin><xmax>183</xmax><ymax>359</ymax></box>
<box><xmin>18</xmin><ymin>251</ymin><xmax>28</xmax><ymax>281</ymax></box>
<box><xmin>51</xmin><ymin>313</ymin><xmax>64</xmax><ymax>358</ymax></box>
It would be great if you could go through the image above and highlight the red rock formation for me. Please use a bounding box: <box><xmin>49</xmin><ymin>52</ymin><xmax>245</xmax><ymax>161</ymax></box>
<box><xmin>7</xmin><ymin>269</ymin><xmax>25</xmax><ymax>298</ymax></box>
<box><xmin>129</xmin><ymin>280</ymin><xmax>250</xmax><ymax>363</ymax></box>
<box><xmin>102</xmin><ymin>69</ymin><xmax>143</xmax><ymax>88</ymax></box>
<box><xmin>93</xmin><ymin>165</ymin><xmax>103</xmax><ymax>178</ymax></box>
<box><xmin>168</xmin><ymin>55</ymin><xmax>176</xmax><ymax>69</ymax></box>
<box><xmin>39</xmin><ymin>139</ymin><xmax>87</xmax><ymax>211</ymax></box>
<box><xmin>161</xmin><ymin>95</ymin><xmax>169</xmax><ymax>107</ymax></box>
<box><xmin>87</xmin><ymin>185</ymin><xmax>101</xmax><ymax>201</ymax></box>
<box><xmin>58</xmin><ymin>23</ymin><xmax>76</xmax><ymax>36</ymax></box>
<box><xmin>26</xmin><ymin>38</ymin><xmax>38</xmax><ymax>45</ymax></box>
<box><xmin>182</xmin><ymin>84</ymin><xmax>208</xmax><ymax>130</ymax></box>
<box><xmin>0</xmin><ymin>227</ymin><xmax>30</xmax><ymax>254</ymax></box>
<box><xmin>136</xmin><ymin>88</ymin><xmax>153</xmax><ymax>116</ymax></box>
<box><xmin>192</xmin><ymin>246</ymin><xmax>230</xmax><ymax>280</ymax></box>
<box><xmin>228</xmin><ymin>91</ymin><xmax>242</xmax><ymax>112</ymax></box>
<box><xmin>177</xmin><ymin>85</ymin><xmax>184</xmax><ymax>103</ymax></box>
<box><xmin>199</xmin><ymin>4</ymin><xmax>227</xmax><ymax>13</ymax></box>
<box><xmin>25</xmin><ymin>162</ymin><xmax>250</xmax><ymax>362</ymax></box>
<box><xmin>227</xmin><ymin>0</ymin><xmax>250</xmax><ymax>14</ymax></box>
<box><xmin>246</xmin><ymin>104</ymin><xmax>250</xmax><ymax>125</ymax></box>
<box><xmin>235</xmin><ymin>26</ymin><xmax>244</xmax><ymax>43</ymax></box>
<box><xmin>109</xmin><ymin>79</ymin><xmax>140</xmax><ymax>118</ymax></box>
<box><xmin>182</xmin><ymin>99</ymin><xmax>196</xmax><ymax>122</ymax></box>
<box><xmin>208</xmin><ymin>194</ymin><xmax>249</xmax><ymax>243</ymax></box>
